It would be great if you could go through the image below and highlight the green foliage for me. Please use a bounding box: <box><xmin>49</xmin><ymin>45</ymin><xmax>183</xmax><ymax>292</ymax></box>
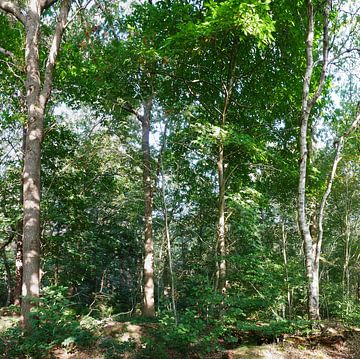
<box><xmin>0</xmin><ymin>0</ymin><xmax>359</xmax><ymax>357</ymax></box>
<box><xmin>157</xmin><ymin>310</ymin><xmax>225</xmax><ymax>355</ymax></box>
<box><xmin>0</xmin><ymin>286</ymin><xmax>95</xmax><ymax>358</ymax></box>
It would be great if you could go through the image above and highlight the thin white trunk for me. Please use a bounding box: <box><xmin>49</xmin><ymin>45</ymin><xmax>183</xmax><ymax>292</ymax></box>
<box><xmin>298</xmin><ymin>0</ymin><xmax>330</xmax><ymax>321</ymax></box>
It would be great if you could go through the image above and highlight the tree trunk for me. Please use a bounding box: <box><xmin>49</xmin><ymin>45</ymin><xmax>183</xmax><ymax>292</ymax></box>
<box><xmin>161</xmin><ymin>154</ymin><xmax>177</xmax><ymax>325</ymax></box>
<box><xmin>0</xmin><ymin>0</ymin><xmax>70</xmax><ymax>328</ymax></box>
<box><xmin>215</xmin><ymin>42</ymin><xmax>238</xmax><ymax>293</ymax></box>
<box><xmin>141</xmin><ymin>99</ymin><xmax>155</xmax><ymax>317</ymax></box>
<box><xmin>217</xmin><ymin>141</ymin><xmax>226</xmax><ymax>293</ymax></box>
<box><xmin>298</xmin><ymin>0</ymin><xmax>330</xmax><ymax>321</ymax></box>
<box><xmin>22</xmin><ymin>0</ymin><xmax>71</xmax><ymax>329</ymax></box>
<box><xmin>21</xmin><ymin>0</ymin><xmax>43</xmax><ymax>327</ymax></box>
<box><xmin>281</xmin><ymin>223</ymin><xmax>292</xmax><ymax>319</ymax></box>
<box><xmin>14</xmin><ymin>126</ymin><xmax>26</xmax><ymax>307</ymax></box>
<box><xmin>14</xmin><ymin>219</ymin><xmax>23</xmax><ymax>306</ymax></box>
<box><xmin>2</xmin><ymin>250</ymin><xmax>12</xmax><ymax>306</ymax></box>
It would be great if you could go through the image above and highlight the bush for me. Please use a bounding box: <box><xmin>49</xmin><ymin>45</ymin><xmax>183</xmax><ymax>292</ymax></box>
<box><xmin>156</xmin><ymin>309</ymin><xmax>226</xmax><ymax>355</ymax></box>
<box><xmin>0</xmin><ymin>286</ymin><xmax>95</xmax><ymax>358</ymax></box>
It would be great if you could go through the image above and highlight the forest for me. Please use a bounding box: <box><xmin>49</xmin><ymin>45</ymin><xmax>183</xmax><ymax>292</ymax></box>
<box><xmin>0</xmin><ymin>0</ymin><xmax>359</xmax><ymax>358</ymax></box>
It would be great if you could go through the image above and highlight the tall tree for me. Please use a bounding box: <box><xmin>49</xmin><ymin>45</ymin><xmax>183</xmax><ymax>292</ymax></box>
<box><xmin>298</xmin><ymin>0</ymin><xmax>360</xmax><ymax>320</ymax></box>
<box><xmin>0</xmin><ymin>0</ymin><xmax>71</xmax><ymax>328</ymax></box>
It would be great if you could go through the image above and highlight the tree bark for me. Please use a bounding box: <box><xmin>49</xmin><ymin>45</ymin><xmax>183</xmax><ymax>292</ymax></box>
<box><xmin>298</xmin><ymin>0</ymin><xmax>330</xmax><ymax>321</ymax></box>
<box><xmin>2</xmin><ymin>249</ymin><xmax>12</xmax><ymax>306</ymax></box>
<box><xmin>215</xmin><ymin>42</ymin><xmax>238</xmax><ymax>293</ymax></box>
<box><xmin>282</xmin><ymin>222</ymin><xmax>292</xmax><ymax>319</ymax></box>
<box><xmin>17</xmin><ymin>0</ymin><xmax>70</xmax><ymax>329</ymax></box>
<box><xmin>21</xmin><ymin>0</ymin><xmax>44</xmax><ymax>327</ymax></box>
<box><xmin>217</xmin><ymin>140</ymin><xmax>226</xmax><ymax>292</ymax></box>
<box><xmin>14</xmin><ymin>219</ymin><xmax>23</xmax><ymax>306</ymax></box>
<box><xmin>140</xmin><ymin>99</ymin><xmax>155</xmax><ymax>317</ymax></box>
<box><xmin>14</xmin><ymin>126</ymin><xmax>26</xmax><ymax>307</ymax></box>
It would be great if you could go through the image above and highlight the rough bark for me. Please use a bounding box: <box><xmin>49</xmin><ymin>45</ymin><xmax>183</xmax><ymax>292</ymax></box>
<box><xmin>0</xmin><ymin>0</ymin><xmax>72</xmax><ymax>329</ymax></box>
<box><xmin>21</xmin><ymin>0</ymin><xmax>43</xmax><ymax>327</ymax></box>
<box><xmin>140</xmin><ymin>99</ymin><xmax>155</xmax><ymax>317</ymax></box>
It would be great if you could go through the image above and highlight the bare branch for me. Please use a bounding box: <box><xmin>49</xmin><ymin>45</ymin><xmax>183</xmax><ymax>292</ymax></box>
<box><xmin>0</xmin><ymin>0</ymin><xmax>25</xmax><ymax>25</ymax></box>
<box><xmin>329</xmin><ymin>47</ymin><xmax>360</xmax><ymax>65</ymax></box>
<box><xmin>65</xmin><ymin>0</ymin><xmax>92</xmax><ymax>29</ymax></box>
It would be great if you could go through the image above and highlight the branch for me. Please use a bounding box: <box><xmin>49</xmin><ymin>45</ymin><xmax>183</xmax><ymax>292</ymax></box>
<box><xmin>0</xmin><ymin>0</ymin><xmax>25</xmax><ymax>25</ymax></box>
<box><xmin>0</xmin><ymin>46</ymin><xmax>14</xmax><ymax>58</ymax></box>
<box><xmin>316</xmin><ymin>103</ymin><xmax>360</xmax><ymax>265</ymax></box>
<box><xmin>65</xmin><ymin>0</ymin><xmax>92</xmax><ymax>29</ymax></box>
<box><xmin>0</xmin><ymin>231</ymin><xmax>16</xmax><ymax>251</ymax></box>
<box><xmin>41</xmin><ymin>0</ymin><xmax>59</xmax><ymax>11</ymax></box>
<box><xmin>309</xmin><ymin>0</ymin><xmax>331</xmax><ymax>108</ymax></box>
<box><xmin>329</xmin><ymin>48</ymin><xmax>360</xmax><ymax>64</ymax></box>
<box><xmin>118</xmin><ymin>101</ymin><xmax>142</xmax><ymax>122</ymax></box>
<box><xmin>39</xmin><ymin>0</ymin><xmax>71</xmax><ymax>108</ymax></box>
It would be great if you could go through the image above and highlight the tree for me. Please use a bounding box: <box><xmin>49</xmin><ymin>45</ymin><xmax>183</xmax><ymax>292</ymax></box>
<box><xmin>0</xmin><ymin>0</ymin><xmax>71</xmax><ymax>328</ymax></box>
<box><xmin>298</xmin><ymin>0</ymin><xmax>360</xmax><ymax>320</ymax></box>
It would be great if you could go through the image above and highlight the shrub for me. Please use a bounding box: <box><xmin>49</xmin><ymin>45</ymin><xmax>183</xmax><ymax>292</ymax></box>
<box><xmin>0</xmin><ymin>286</ymin><xmax>95</xmax><ymax>358</ymax></box>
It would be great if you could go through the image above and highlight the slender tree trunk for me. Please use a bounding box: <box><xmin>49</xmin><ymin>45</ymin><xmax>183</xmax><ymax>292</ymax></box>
<box><xmin>343</xmin><ymin>214</ymin><xmax>351</xmax><ymax>314</ymax></box>
<box><xmin>14</xmin><ymin>220</ymin><xmax>23</xmax><ymax>306</ymax></box>
<box><xmin>298</xmin><ymin>0</ymin><xmax>330</xmax><ymax>321</ymax></box>
<box><xmin>217</xmin><ymin>140</ymin><xmax>226</xmax><ymax>293</ymax></box>
<box><xmin>215</xmin><ymin>42</ymin><xmax>238</xmax><ymax>293</ymax></box>
<box><xmin>282</xmin><ymin>223</ymin><xmax>292</xmax><ymax>319</ymax></box>
<box><xmin>2</xmin><ymin>250</ymin><xmax>12</xmax><ymax>306</ymax></box>
<box><xmin>140</xmin><ymin>99</ymin><xmax>155</xmax><ymax>317</ymax></box>
<box><xmin>161</xmin><ymin>157</ymin><xmax>177</xmax><ymax>325</ymax></box>
<box><xmin>14</xmin><ymin>126</ymin><xmax>26</xmax><ymax>307</ymax></box>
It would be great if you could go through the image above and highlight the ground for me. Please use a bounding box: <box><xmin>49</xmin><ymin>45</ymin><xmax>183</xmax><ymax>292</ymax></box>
<box><xmin>0</xmin><ymin>314</ymin><xmax>359</xmax><ymax>358</ymax></box>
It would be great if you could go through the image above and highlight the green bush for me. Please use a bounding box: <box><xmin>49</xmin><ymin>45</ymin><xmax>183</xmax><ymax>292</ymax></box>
<box><xmin>0</xmin><ymin>286</ymin><xmax>95</xmax><ymax>358</ymax></box>
<box><xmin>156</xmin><ymin>309</ymin><xmax>226</xmax><ymax>355</ymax></box>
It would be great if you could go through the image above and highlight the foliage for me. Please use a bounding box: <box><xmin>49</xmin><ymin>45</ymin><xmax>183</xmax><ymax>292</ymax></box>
<box><xmin>0</xmin><ymin>0</ymin><xmax>359</xmax><ymax>356</ymax></box>
<box><xmin>0</xmin><ymin>286</ymin><xmax>95</xmax><ymax>358</ymax></box>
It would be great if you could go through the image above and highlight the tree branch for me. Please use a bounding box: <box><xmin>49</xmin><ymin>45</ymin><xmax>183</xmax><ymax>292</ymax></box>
<box><xmin>329</xmin><ymin>47</ymin><xmax>360</xmax><ymax>65</ymax></box>
<box><xmin>309</xmin><ymin>0</ymin><xmax>331</xmax><ymax>108</ymax></box>
<box><xmin>39</xmin><ymin>0</ymin><xmax>71</xmax><ymax>108</ymax></box>
<box><xmin>0</xmin><ymin>0</ymin><xmax>25</xmax><ymax>25</ymax></box>
<box><xmin>316</xmin><ymin>102</ymin><xmax>360</xmax><ymax>268</ymax></box>
<box><xmin>41</xmin><ymin>0</ymin><xmax>60</xmax><ymax>11</ymax></box>
<box><xmin>118</xmin><ymin>101</ymin><xmax>142</xmax><ymax>122</ymax></box>
<box><xmin>0</xmin><ymin>46</ymin><xmax>14</xmax><ymax>58</ymax></box>
<box><xmin>65</xmin><ymin>0</ymin><xmax>92</xmax><ymax>29</ymax></box>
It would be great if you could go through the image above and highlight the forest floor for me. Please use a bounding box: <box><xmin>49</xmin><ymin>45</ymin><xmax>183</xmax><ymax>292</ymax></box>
<box><xmin>52</xmin><ymin>319</ymin><xmax>360</xmax><ymax>359</ymax></box>
<box><xmin>1</xmin><ymin>315</ymin><xmax>360</xmax><ymax>358</ymax></box>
